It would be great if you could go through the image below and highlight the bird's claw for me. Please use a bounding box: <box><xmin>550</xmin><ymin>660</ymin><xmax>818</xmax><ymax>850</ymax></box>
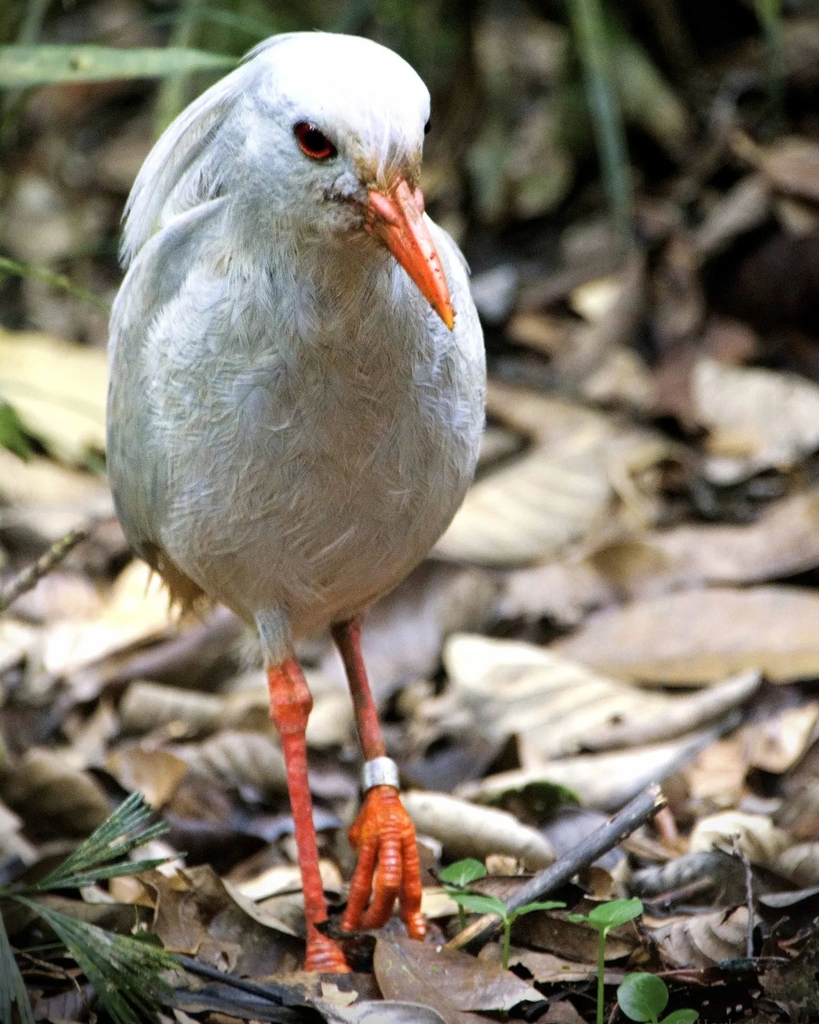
<box><xmin>340</xmin><ymin>784</ymin><xmax>425</xmax><ymax>938</ymax></box>
<box><xmin>304</xmin><ymin>928</ymin><xmax>351</xmax><ymax>973</ymax></box>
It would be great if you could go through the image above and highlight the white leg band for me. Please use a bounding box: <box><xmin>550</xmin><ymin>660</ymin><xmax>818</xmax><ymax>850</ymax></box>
<box><xmin>361</xmin><ymin>756</ymin><xmax>400</xmax><ymax>791</ymax></box>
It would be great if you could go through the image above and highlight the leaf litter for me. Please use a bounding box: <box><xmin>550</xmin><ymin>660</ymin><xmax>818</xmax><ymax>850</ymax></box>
<box><xmin>8</xmin><ymin>4</ymin><xmax>819</xmax><ymax>1024</ymax></box>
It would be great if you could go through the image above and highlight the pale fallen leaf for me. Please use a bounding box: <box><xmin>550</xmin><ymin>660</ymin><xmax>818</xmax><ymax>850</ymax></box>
<box><xmin>775</xmin><ymin>842</ymin><xmax>819</xmax><ymax>888</ymax></box>
<box><xmin>232</xmin><ymin>859</ymin><xmax>342</xmax><ymax>902</ymax></box>
<box><xmin>747</xmin><ymin>134</ymin><xmax>819</xmax><ymax>204</ymax></box>
<box><xmin>435</xmin><ymin>443</ymin><xmax>611</xmax><ymax>566</ymax></box>
<box><xmin>693</xmin><ymin>357</ymin><xmax>819</xmax><ymax>482</ymax></box>
<box><xmin>443</xmin><ymin>634</ymin><xmax>758</xmax><ymax>758</ymax></box>
<box><xmin>167</xmin><ymin>729</ymin><xmax>288</xmax><ymax>795</ymax></box>
<box><xmin>743</xmin><ymin>702</ymin><xmax>819</xmax><ymax>774</ymax></box>
<box><xmin>689</xmin><ymin>811</ymin><xmax>791</xmax><ymax>866</ymax></box>
<box><xmin>774</xmin><ymin>782</ymin><xmax>819</xmax><ymax>840</ymax></box>
<box><xmin>119</xmin><ymin>680</ymin><xmax>270</xmax><ymax>737</ymax></box>
<box><xmin>374</xmin><ymin>936</ymin><xmax>540</xmax><ymax>1013</ymax></box>
<box><xmin>401</xmin><ymin>791</ymin><xmax>555</xmax><ymax>869</ymax></box>
<box><xmin>0</xmin><ymin>618</ymin><xmax>37</xmax><ymax>674</ymax></box>
<box><xmin>684</xmin><ymin>733</ymin><xmax>749</xmax><ymax>809</ymax></box>
<box><xmin>456</xmin><ymin>730</ymin><xmax>719</xmax><ymax>811</ymax></box>
<box><xmin>691</xmin><ymin>174</ymin><xmax>771</xmax><ymax>260</ymax></box>
<box><xmin>652</xmin><ymin>907</ymin><xmax>752</xmax><ymax>969</ymax></box>
<box><xmin>506</xmin><ymin>948</ymin><xmax>598</xmax><ymax>984</ymax></box>
<box><xmin>0</xmin><ymin>328</ymin><xmax>106</xmax><ymax>462</ymax></box>
<box><xmin>39</xmin><ymin>560</ymin><xmax>174</xmax><ymax>680</ymax></box>
<box><xmin>0</xmin><ymin>449</ymin><xmax>113</xmax><ymax>542</ymax></box>
<box><xmin>552</xmin><ymin>586</ymin><xmax>819</xmax><ymax>685</ymax></box>
<box><xmin>105</xmin><ymin>747</ymin><xmax>188</xmax><ymax>808</ymax></box>
<box><xmin>317</xmin><ymin>1000</ymin><xmax>448</xmax><ymax>1024</ymax></box>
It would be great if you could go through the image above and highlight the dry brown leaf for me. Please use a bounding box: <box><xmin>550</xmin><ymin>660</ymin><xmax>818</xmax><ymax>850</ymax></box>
<box><xmin>684</xmin><ymin>733</ymin><xmax>749</xmax><ymax>809</ymax></box>
<box><xmin>774</xmin><ymin>782</ymin><xmax>819</xmax><ymax>840</ymax></box>
<box><xmin>513</xmin><ymin>906</ymin><xmax>636</xmax><ymax>962</ymax></box>
<box><xmin>320</xmin><ymin>563</ymin><xmax>497</xmax><ymax>704</ymax></box>
<box><xmin>693</xmin><ymin>357</ymin><xmax>819</xmax><ymax>482</ymax></box>
<box><xmin>232</xmin><ymin>859</ymin><xmax>342</xmax><ymax>901</ymax></box>
<box><xmin>743</xmin><ymin>702</ymin><xmax>819</xmax><ymax>774</ymax></box>
<box><xmin>105</xmin><ymin>747</ymin><xmax>188</xmax><ymax>808</ymax></box>
<box><xmin>443</xmin><ymin>634</ymin><xmax>758</xmax><ymax>759</ymax></box>
<box><xmin>0</xmin><ymin>747</ymin><xmax>110</xmax><ymax>836</ymax></box>
<box><xmin>506</xmin><ymin>948</ymin><xmax>598</xmax><ymax>984</ymax></box>
<box><xmin>374</xmin><ymin>936</ymin><xmax>540</xmax><ymax>1014</ymax></box>
<box><xmin>0</xmin><ymin>450</ymin><xmax>113</xmax><ymax>543</ymax></box>
<box><xmin>749</xmin><ymin>135</ymin><xmax>819</xmax><ymax>204</ymax></box>
<box><xmin>691</xmin><ymin>174</ymin><xmax>771</xmax><ymax>260</ymax></box>
<box><xmin>401</xmin><ymin>790</ymin><xmax>555</xmax><ymax>868</ymax></box>
<box><xmin>689</xmin><ymin>811</ymin><xmax>791</xmax><ymax>866</ymax></box>
<box><xmin>0</xmin><ymin>618</ymin><xmax>37</xmax><ymax>674</ymax></box>
<box><xmin>435</xmin><ymin>443</ymin><xmax>611</xmax><ymax>566</ymax></box>
<box><xmin>0</xmin><ymin>328</ymin><xmax>107</xmax><ymax>462</ymax></box>
<box><xmin>167</xmin><ymin>729</ymin><xmax>288</xmax><ymax>795</ymax></box>
<box><xmin>774</xmin><ymin>842</ymin><xmax>819</xmax><ymax>887</ymax></box>
<box><xmin>652</xmin><ymin>907</ymin><xmax>752</xmax><ymax>969</ymax></box>
<box><xmin>552</xmin><ymin>586</ymin><xmax>819</xmax><ymax>685</ymax></box>
<box><xmin>119</xmin><ymin>680</ymin><xmax>271</xmax><ymax>737</ymax></box>
<box><xmin>456</xmin><ymin>730</ymin><xmax>718</xmax><ymax>811</ymax></box>
<box><xmin>38</xmin><ymin>560</ymin><xmax>175</xmax><ymax>681</ymax></box>
<box><xmin>144</xmin><ymin>865</ymin><xmax>300</xmax><ymax>974</ymax></box>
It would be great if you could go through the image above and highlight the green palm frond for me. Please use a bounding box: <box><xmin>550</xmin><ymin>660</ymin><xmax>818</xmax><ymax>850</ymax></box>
<box><xmin>15</xmin><ymin>897</ymin><xmax>177</xmax><ymax>1024</ymax></box>
<box><xmin>0</xmin><ymin>903</ymin><xmax>34</xmax><ymax>1024</ymax></box>
<box><xmin>1</xmin><ymin>792</ymin><xmax>178</xmax><ymax>1024</ymax></box>
<box><xmin>32</xmin><ymin>791</ymin><xmax>169</xmax><ymax>891</ymax></box>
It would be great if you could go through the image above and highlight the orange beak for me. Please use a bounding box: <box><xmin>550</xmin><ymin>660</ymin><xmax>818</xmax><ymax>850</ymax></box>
<box><xmin>365</xmin><ymin>178</ymin><xmax>455</xmax><ymax>330</ymax></box>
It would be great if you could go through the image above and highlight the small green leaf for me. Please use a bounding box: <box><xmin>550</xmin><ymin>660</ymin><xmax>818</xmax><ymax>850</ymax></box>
<box><xmin>587</xmin><ymin>897</ymin><xmax>643</xmax><ymax>932</ymax></box>
<box><xmin>660</xmin><ymin>1011</ymin><xmax>699</xmax><ymax>1024</ymax></box>
<box><xmin>448</xmin><ymin>892</ymin><xmax>508</xmax><ymax>918</ymax></box>
<box><xmin>0</xmin><ymin>402</ymin><xmax>33</xmax><ymax>461</ymax></box>
<box><xmin>438</xmin><ymin>858</ymin><xmax>487</xmax><ymax>887</ymax></box>
<box><xmin>567</xmin><ymin>913</ymin><xmax>587</xmax><ymax>923</ymax></box>
<box><xmin>617</xmin><ymin>972</ymin><xmax>669</xmax><ymax>1022</ymax></box>
<box><xmin>514</xmin><ymin>900</ymin><xmax>566</xmax><ymax>916</ymax></box>
<box><xmin>0</xmin><ymin>45</ymin><xmax>236</xmax><ymax>88</ymax></box>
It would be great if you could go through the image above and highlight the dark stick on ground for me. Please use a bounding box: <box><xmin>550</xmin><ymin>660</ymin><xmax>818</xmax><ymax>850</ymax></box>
<box><xmin>0</xmin><ymin>526</ymin><xmax>89</xmax><ymax>614</ymax></box>
<box><xmin>445</xmin><ymin>783</ymin><xmax>667</xmax><ymax>953</ymax></box>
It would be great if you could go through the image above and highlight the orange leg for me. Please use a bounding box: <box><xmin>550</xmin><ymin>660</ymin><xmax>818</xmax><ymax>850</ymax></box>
<box><xmin>331</xmin><ymin>619</ymin><xmax>425</xmax><ymax>939</ymax></box>
<box><xmin>267</xmin><ymin>659</ymin><xmax>350</xmax><ymax>972</ymax></box>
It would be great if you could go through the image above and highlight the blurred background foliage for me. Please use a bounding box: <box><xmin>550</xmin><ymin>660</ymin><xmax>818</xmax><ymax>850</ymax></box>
<box><xmin>0</xmin><ymin>0</ymin><xmax>813</xmax><ymax>353</ymax></box>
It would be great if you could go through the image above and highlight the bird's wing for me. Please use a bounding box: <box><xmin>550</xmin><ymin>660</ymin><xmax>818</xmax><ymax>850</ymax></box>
<box><xmin>107</xmin><ymin>198</ymin><xmax>227</xmax><ymax>564</ymax></box>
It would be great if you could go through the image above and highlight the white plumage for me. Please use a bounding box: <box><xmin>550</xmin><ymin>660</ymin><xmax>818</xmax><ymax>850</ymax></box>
<box><xmin>107</xmin><ymin>31</ymin><xmax>486</xmax><ymax>663</ymax></box>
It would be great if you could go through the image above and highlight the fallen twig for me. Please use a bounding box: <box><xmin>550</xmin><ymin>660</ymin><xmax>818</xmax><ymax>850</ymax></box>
<box><xmin>445</xmin><ymin>783</ymin><xmax>667</xmax><ymax>953</ymax></box>
<box><xmin>0</xmin><ymin>526</ymin><xmax>89</xmax><ymax>614</ymax></box>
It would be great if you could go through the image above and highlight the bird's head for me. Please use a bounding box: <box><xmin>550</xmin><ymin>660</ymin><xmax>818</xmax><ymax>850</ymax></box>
<box><xmin>123</xmin><ymin>32</ymin><xmax>455</xmax><ymax>330</ymax></box>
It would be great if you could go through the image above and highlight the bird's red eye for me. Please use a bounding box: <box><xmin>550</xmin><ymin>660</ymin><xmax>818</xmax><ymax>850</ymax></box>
<box><xmin>294</xmin><ymin>122</ymin><xmax>337</xmax><ymax>160</ymax></box>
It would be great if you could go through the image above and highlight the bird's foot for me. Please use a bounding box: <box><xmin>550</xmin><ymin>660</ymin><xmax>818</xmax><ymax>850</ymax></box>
<box><xmin>305</xmin><ymin>927</ymin><xmax>351</xmax><ymax>973</ymax></box>
<box><xmin>340</xmin><ymin>785</ymin><xmax>425</xmax><ymax>938</ymax></box>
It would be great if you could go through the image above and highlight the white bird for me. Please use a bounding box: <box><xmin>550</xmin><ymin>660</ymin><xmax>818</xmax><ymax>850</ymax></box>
<box><xmin>107</xmin><ymin>31</ymin><xmax>485</xmax><ymax>972</ymax></box>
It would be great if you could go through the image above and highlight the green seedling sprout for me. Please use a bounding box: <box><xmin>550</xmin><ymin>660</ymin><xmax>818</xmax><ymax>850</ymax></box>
<box><xmin>617</xmin><ymin>972</ymin><xmax>699</xmax><ymax>1024</ymax></box>
<box><xmin>439</xmin><ymin>859</ymin><xmax>564</xmax><ymax>969</ymax></box>
<box><xmin>439</xmin><ymin>858</ymin><xmax>487</xmax><ymax>930</ymax></box>
<box><xmin>567</xmin><ymin>897</ymin><xmax>643</xmax><ymax>1024</ymax></box>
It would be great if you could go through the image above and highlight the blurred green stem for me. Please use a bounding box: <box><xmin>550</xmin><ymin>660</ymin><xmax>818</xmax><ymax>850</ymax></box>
<box><xmin>154</xmin><ymin>0</ymin><xmax>201</xmax><ymax>134</ymax></box>
<box><xmin>753</xmin><ymin>0</ymin><xmax>784</xmax><ymax>120</ymax></box>
<box><xmin>566</xmin><ymin>0</ymin><xmax>633</xmax><ymax>248</ymax></box>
